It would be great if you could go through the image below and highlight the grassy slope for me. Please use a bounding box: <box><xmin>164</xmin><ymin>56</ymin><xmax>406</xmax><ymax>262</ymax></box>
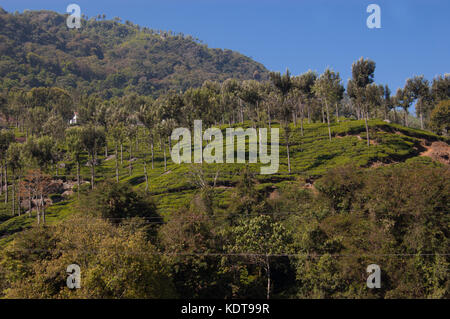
<box><xmin>0</xmin><ymin>119</ymin><xmax>446</xmax><ymax>248</ymax></box>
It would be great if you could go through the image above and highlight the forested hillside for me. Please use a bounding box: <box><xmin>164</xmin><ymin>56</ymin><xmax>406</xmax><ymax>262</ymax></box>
<box><xmin>0</xmin><ymin>7</ymin><xmax>448</xmax><ymax>300</ymax></box>
<box><xmin>0</xmin><ymin>7</ymin><xmax>268</xmax><ymax>98</ymax></box>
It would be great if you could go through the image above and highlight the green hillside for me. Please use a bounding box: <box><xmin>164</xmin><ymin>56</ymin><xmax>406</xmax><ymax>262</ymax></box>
<box><xmin>0</xmin><ymin>8</ymin><xmax>448</xmax><ymax>299</ymax></box>
<box><xmin>0</xmin><ymin>118</ymin><xmax>446</xmax><ymax>246</ymax></box>
<box><xmin>0</xmin><ymin>8</ymin><xmax>268</xmax><ymax>98</ymax></box>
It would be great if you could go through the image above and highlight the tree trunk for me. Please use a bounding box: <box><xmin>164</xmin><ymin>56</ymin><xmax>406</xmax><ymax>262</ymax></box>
<box><xmin>144</xmin><ymin>160</ymin><xmax>149</xmax><ymax>192</ymax></box>
<box><xmin>105</xmin><ymin>144</ymin><xmax>108</xmax><ymax>157</ymax></box>
<box><xmin>321</xmin><ymin>106</ymin><xmax>325</xmax><ymax>123</ymax></box>
<box><xmin>135</xmin><ymin>135</ymin><xmax>139</xmax><ymax>153</ymax></box>
<box><xmin>420</xmin><ymin>113</ymin><xmax>424</xmax><ymax>130</ymax></box>
<box><xmin>37</xmin><ymin>199</ymin><xmax>40</xmax><ymax>225</ymax></box>
<box><xmin>163</xmin><ymin>141</ymin><xmax>167</xmax><ymax>171</ymax></box>
<box><xmin>28</xmin><ymin>190</ymin><xmax>32</xmax><ymax>217</ymax></box>
<box><xmin>76</xmin><ymin>161</ymin><xmax>80</xmax><ymax>198</ymax></box>
<box><xmin>17</xmin><ymin>176</ymin><xmax>20</xmax><ymax>216</ymax></box>
<box><xmin>129</xmin><ymin>142</ymin><xmax>132</xmax><ymax>160</ymax></box>
<box><xmin>168</xmin><ymin>136</ymin><xmax>172</xmax><ymax>153</ymax></box>
<box><xmin>239</xmin><ymin>99</ymin><xmax>244</xmax><ymax>123</ymax></box>
<box><xmin>336</xmin><ymin>102</ymin><xmax>339</xmax><ymax>123</ymax></box>
<box><xmin>11</xmin><ymin>177</ymin><xmax>15</xmax><ymax>216</ymax></box>
<box><xmin>4</xmin><ymin>164</ymin><xmax>7</xmax><ymax>204</ymax></box>
<box><xmin>129</xmin><ymin>160</ymin><xmax>132</xmax><ymax>176</ymax></box>
<box><xmin>90</xmin><ymin>156</ymin><xmax>95</xmax><ymax>189</ymax></box>
<box><xmin>364</xmin><ymin>110</ymin><xmax>370</xmax><ymax>147</ymax></box>
<box><xmin>41</xmin><ymin>193</ymin><xmax>45</xmax><ymax>224</ymax></box>
<box><xmin>120</xmin><ymin>143</ymin><xmax>123</xmax><ymax>165</ymax></box>
<box><xmin>286</xmin><ymin>142</ymin><xmax>291</xmax><ymax>174</ymax></box>
<box><xmin>300</xmin><ymin>116</ymin><xmax>304</xmax><ymax>137</ymax></box>
<box><xmin>307</xmin><ymin>105</ymin><xmax>311</xmax><ymax>124</ymax></box>
<box><xmin>325</xmin><ymin>101</ymin><xmax>332</xmax><ymax>142</ymax></box>
<box><xmin>151</xmin><ymin>141</ymin><xmax>154</xmax><ymax>169</ymax></box>
<box><xmin>115</xmin><ymin>144</ymin><xmax>119</xmax><ymax>183</ymax></box>
<box><xmin>0</xmin><ymin>164</ymin><xmax>3</xmax><ymax>195</ymax></box>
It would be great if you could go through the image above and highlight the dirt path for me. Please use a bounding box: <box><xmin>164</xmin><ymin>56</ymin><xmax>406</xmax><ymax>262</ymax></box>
<box><xmin>419</xmin><ymin>140</ymin><xmax>450</xmax><ymax>165</ymax></box>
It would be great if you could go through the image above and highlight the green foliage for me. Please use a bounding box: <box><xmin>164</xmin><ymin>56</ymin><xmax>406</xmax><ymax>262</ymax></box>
<box><xmin>430</xmin><ymin>99</ymin><xmax>450</xmax><ymax>135</ymax></box>
<box><xmin>292</xmin><ymin>163</ymin><xmax>449</xmax><ymax>298</ymax></box>
<box><xmin>79</xmin><ymin>181</ymin><xmax>159</xmax><ymax>223</ymax></box>
<box><xmin>159</xmin><ymin>207</ymin><xmax>226</xmax><ymax>298</ymax></box>
<box><xmin>0</xmin><ymin>215</ymin><xmax>175</xmax><ymax>298</ymax></box>
<box><xmin>0</xmin><ymin>9</ymin><xmax>268</xmax><ymax>98</ymax></box>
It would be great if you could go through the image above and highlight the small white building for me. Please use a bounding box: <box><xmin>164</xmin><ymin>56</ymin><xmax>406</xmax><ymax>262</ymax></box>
<box><xmin>69</xmin><ymin>112</ymin><xmax>78</xmax><ymax>125</ymax></box>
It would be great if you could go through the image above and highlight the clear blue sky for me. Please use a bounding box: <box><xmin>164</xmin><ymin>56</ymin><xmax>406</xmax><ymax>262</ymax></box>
<box><xmin>1</xmin><ymin>0</ymin><xmax>449</xmax><ymax>94</ymax></box>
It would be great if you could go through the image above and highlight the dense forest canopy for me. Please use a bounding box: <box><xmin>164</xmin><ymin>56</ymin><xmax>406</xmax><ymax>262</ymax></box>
<box><xmin>0</xmin><ymin>7</ymin><xmax>268</xmax><ymax>98</ymax></box>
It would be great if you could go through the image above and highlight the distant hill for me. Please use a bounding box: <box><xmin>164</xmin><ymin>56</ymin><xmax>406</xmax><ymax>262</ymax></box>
<box><xmin>0</xmin><ymin>8</ymin><xmax>269</xmax><ymax>98</ymax></box>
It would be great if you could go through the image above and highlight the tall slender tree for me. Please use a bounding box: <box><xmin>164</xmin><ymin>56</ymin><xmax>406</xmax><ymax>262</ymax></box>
<box><xmin>270</xmin><ymin>69</ymin><xmax>293</xmax><ymax>173</ymax></box>
<box><xmin>80</xmin><ymin>126</ymin><xmax>105</xmax><ymax>189</ymax></box>
<box><xmin>65</xmin><ymin>127</ymin><xmax>84</xmax><ymax>198</ymax></box>
<box><xmin>347</xmin><ymin>57</ymin><xmax>376</xmax><ymax>146</ymax></box>
<box><xmin>404</xmin><ymin>75</ymin><xmax>431</xmax><ymax>130</ymax></box>
<box><xmin>313</xmin><ymin>69</ymin><xmax>344</xmax><ymax>141</ymax></box>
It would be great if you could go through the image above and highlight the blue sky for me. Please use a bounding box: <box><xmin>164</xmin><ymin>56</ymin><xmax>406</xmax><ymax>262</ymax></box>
<box><xmin>1</xmin><ymin>0</ymin><xmax>449</xmax><ymax>94</ymax></box>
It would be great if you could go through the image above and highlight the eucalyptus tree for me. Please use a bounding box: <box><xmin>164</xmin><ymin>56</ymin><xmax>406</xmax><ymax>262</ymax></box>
<box><xmin>78</xmin><ymin>94</ymin><xmax>103</xmax><ymax>125</ymax></box>
<box><xmin>26</xmin><ymin>107</ymin><xmax>48</xmax><ymax>137</ymax></box>
<box><xmin>382</xmin><ymin>84</ymin><xmax>394</xmax><ymax>121</ymax></box>
<box><xmin>0</xmin><ymin>130</ymin><xmax>14</xmax><ymax>201</ymax></box>
<box><xmin>270</xmin><ymin>69</ymin><xmax>294</xmax><ymax>173</ymax></box>
<box><xmin>404</xmin><ymin>75</ymin><xmax>431</xmax><ymax>129</ymax></box>
<box><xmin>0</xmin><ymin>93</ymin><xmax>7</xmax><ymax>119</ymax></box>
<box><xmin>227</xmin><ymin>215</ymin><xmax>293</xmax><ymax>299</ymax></box>
<box><xmin>220</xmin><ymin>78</ymin><xmax>241</xmax><ymax>125</ymax></box>
<box><xmin>7</xmin><ymin>143</ymin><xmax>25</xmax><ymax>216</ymax></box>
<box><xmin>108</xmin><ymin>107</ymin><xmax>128</xmax><ymax>167</ymax></box>
<box><xmin>26</xmin><ymin>87</ymin><xmax>73</xmax><ymax>122</ymax></box>
<box><xmin>23</xmin><ymin>136</ymin><xmax>57</xmax><ymax>223</ymax></box>
<box><xmin>156</xmin><ymin>118</ymin><xmax>176</xmax><ymax>171</ymax></box>
<box><xmin>80</xmin><ymin>125</ymin><xmax>106</xmax><ymax>189</ymax></box>
<box><xmin>292</xmin><ymin>70</ymin><xmax>317</xmax><ymax>134</ymax></box>
<box><xmin>25</xmin><ymin>136</ymin><xmax>57</xmax><ymax>173</ymax></box>
<box><xmin>313</xmin><ymin>69</ymin><xmax>344</xmax><ymax>141</ymax></box>
<box><xmin>65</xmin><ymin>127</ymin><xmax>84</xmax><ymax>197</ymax></box>
<box><xmin>239</xmin><ymin>80</ymin><xmax>263</xmax><ymax>128</ymax></box>
<box><xmin>261</xmin><ymin>88</ymin><xmax>279</xmax><ymax>130</ymax></box>
<box><xmin>7</xmin><ymin>88</ymin><xmax>27</xmax><ymax>130</ymax></box>
<box><xmin>125</xmin><ymin>115</ymin><xmax>139</xmax><ymax>176</ymax></box>
<box><xmin>42</xmin><ymin>114</ymin><xmax>67</xmax><ymax>142</ymax></box>
<box><xmin>431</xmin><ymin>74</ymin><xmax>450</xmax><ymax>103</ymax></box>
<box><xmin>138</xmin><ymin>103</ymin><xmax>157</xmax><ymax>169</ymax></box>
<box><xmin>183</xmin><ymin>87</ymin><xmax>217</xmax><ymax>127</ymax></box>
<box><xmin>395</xmin><ymin>88</ymin><xmax>414</xmax><ymax>127</ymax></box>
<box><xmin>365</xmin><ymin>83</ymin><xmax>384</xmax><ymax>122</ymax></box>
<box><xmin>96</xmin><ymin>103</ymin><xmax>111</xmax><ymax>157</ymax></box>
<box><xmin>430</xmin><ymin>100</ymin><xmax>449</xmax><ymax>135</ymax></box>
<box><xmin>347</xmin><ymin>57</ymin><xmax>376</xmax><ymax>146</ymax></box>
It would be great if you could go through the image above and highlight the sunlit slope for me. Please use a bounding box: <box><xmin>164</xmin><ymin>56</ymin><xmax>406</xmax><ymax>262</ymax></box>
<box><xmin>0</xmin><ymin>119</ymin><xmax>447</xmax><ymax>247</ymax></box>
